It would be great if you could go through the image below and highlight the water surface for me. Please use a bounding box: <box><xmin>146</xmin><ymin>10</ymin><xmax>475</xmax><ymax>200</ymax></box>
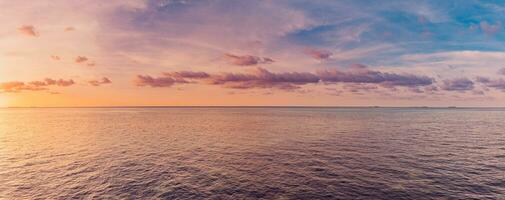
<box><xmin>0</xmin><ymin>107</ymin><xmax>504</xmax><ymax>199</ymax></box>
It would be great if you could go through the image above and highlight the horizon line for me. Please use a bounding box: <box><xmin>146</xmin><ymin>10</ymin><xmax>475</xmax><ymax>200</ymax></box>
<box><xmin>2</xmin><ymin>105</ymin><xmax>505</xmax><ymax>109</ymax></box>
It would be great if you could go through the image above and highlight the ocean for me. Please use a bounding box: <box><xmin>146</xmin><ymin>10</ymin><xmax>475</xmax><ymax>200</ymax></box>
<box><xmin>0</xmin><ymin>107</ymin><xmax>504</xmax><ymax>199</ymax></box>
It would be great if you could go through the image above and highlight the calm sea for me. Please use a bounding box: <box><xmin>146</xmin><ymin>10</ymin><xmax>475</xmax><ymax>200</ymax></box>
<box><xmin>0</xmin><ymin>107</ymin><xmax>504</xmax><ymax>199</ymax></box>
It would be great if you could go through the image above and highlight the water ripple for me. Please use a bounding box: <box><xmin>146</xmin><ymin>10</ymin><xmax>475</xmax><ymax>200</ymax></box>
<box><xmin>0</xmin><ymin>108</ymin><xmax>504</xmax><ymax>199</ymax></box>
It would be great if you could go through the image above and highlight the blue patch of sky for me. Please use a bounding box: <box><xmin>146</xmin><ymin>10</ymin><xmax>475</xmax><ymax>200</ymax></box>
<box><xmin>285</xmin><ymin>0</ymin><xmax>505</xmax><ymax>66</ymax></box>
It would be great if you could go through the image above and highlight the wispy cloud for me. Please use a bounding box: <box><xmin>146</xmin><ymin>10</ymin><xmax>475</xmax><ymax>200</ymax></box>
<box><xmin>89</xmin><ymin>77</ymin><xmax>112</xmax><ymax>86</ymax></box>
<box><xmin>50</xmin><ymin>55</ymin><xmax>61</xmax><ymax>61</ymax></box>
<box><xmin>480</xmin><ymin>21</ymin><xmax>501</xmax><ymax>35</ymax></box>
<box><xmin>64</xmin><ymin>26</ymin><xmax>75</xmax><ymax>32</ymax></box>
<box><xmin>303</xmin><ymin>48</ymin><xmax>332</xmax><ymax>60</ymax></box>
<box><xmin>1</xmin><ymin>78</ymin><xmax>75</xmax><ymax>93</ymax></box>
<box><xmin>498</xmin><ymin>68</ymin><xmax>505</xmax><ymax>75</ymax></box>
<box><xmin>224</xmin><ymin>54</ymin><xmax>274</xmax><ymax>66</ymax></box>
<box><xmin>0</xmin><ymin>82</ymin><xmax>45</xmax><ymax>92</ymax></box>
<box><xmin>5</xmin><ymin>0</ymin><xmax>505</xmax><ymax>106</ymax></box>
<box><xmin>343</xmin><ymin>83</ymin><xmax>379</xmax><ymax>93</ymax></box>
<box><xmin>18</xmin><ymin>25</ymin><xmax>38</xmax><ymax>37</ymax></box>
<box><xmin>476</xmin><ymin>77</ymin><xmax>505</xmax><ymax>91</ymax></box>
<box><xmin>75</xmin><ymin>56</ymin><xmax>88</xmax><ymax>63</ymax></box>
<box><xmin>28</xmin><ymin>78</ymin><xmax>75</xmax><ymax>87</ymax></box>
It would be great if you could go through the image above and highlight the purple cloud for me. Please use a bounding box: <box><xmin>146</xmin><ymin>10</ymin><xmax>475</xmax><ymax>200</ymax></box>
<box><xmin>137</xmin><ymin>65</ymin><xmax>436</xmax><ymax>92</ymax></box>
<box><xmin>208</xmin><ymin>67</ymin><xmax>320</xmax><ymax>90</ymax></box>
<box><xmin>224</xmin><ymin>54</ymin><xmax>274</xmax><ymax>66</ymax></box>
<box><xmin>164</xmin><ymin>71</ymin><xmax>210</xmax><ymax>79</ymax></box>
<box><xmin>476</xmin><ymin>76</ymin><xmax>505</xmax><ymax>91</ymax></box>
<box><xmin>134</xmin><ymin>70</ymin><xmax>213</xmax><ymax>88</ymax></box>
<box><xmin>441</xmin><ymin>78</ymin><xmax>474</xmax><ymax>91</ymax></box>
<box><xmin>317</xmin><ymin>64</ymin><xmax>434</xmax><ymax>87</ymax></box>
<box><xmin>134</xmin><ymin>75</ymin><xmax>190</xmax><ymax>87</ymax></box>
<box><xmin>136</xmin><ymin>68</ymin><xmax>319</xmax><ymax>90</ymax></box>
<box><xmin>89</xmin><ymin>77</ymin><xmax>112</xmax><ymax>86</ymax></box>
<box><xmin>476</xmin><ymin>76</ymin><xmax>491</xmax><ymax>84</ymax></box>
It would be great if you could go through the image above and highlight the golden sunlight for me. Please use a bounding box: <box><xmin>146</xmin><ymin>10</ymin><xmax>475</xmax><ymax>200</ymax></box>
<box><xmin>0</xmin><ymin>95</ymin><xmax>6</xmax><ymax>108</ymax></box>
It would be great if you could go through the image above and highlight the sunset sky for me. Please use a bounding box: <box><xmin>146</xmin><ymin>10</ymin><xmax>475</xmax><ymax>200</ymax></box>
<box><xmin>2</xmin><ymin>0</ymin><xmax>505</xmax><ymax>107</ymax></box>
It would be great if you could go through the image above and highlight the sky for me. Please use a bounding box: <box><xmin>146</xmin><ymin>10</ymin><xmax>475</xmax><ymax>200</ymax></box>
<box><xmin>2</xmin><ymin>0</ymin><xmax>505</xmax><ymax>107</ymax></box>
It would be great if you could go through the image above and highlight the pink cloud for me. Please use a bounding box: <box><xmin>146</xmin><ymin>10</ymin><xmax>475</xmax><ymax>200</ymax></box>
<box><xmin>0</xmin><ymin>82</ymin><xmax>41</xmax><ymax>92</ymax></box>
<box><xmin>64</xmin><ymin>27</ymin><xmax>75</xmax><ymax>32</ymax></box>
<box><xmin>89</xmin><ymin>77</ymin><xmax>112</xmax><ymax>86</ymax></box>
<box><xmin>43</xmin><ymin>78</ymin><xmax>75</xmax><ymax>87</ymax></box>
<box><xmin>472</xmin><ymin>90</ymin><xmax>485</xmax><ymax>95</ymax></box>
<box><xmin>498</xmin><ymin>68</ymin><xmax>505</xmax><ymax>75</ymax></box>
<box><xmin>18</xmin><ymin>25</ymin><xmax>38</xmax><ymax>37</ymax></box>
<box><xmin>224</xmin><ymin>53</ymin><xmax>274</xmax><ymax>66</ymax></box>
<box><xmin>75</xmin><ymin>56</ymin><xmax>88</xmax><ymax>63</ymax></box>
<box><xmin>28</xmin><ymin>80</ymin><xmax>48</xmax><ymax>87</ymax></box>
<box><xmin>304</xmin><ymin>48</ymin><xmax>333</xmax><ymax>60</ymax></box>
<box><xmin>480</xmin><ymin>21</ymin><xmax>501</xmax><ymax>35</ymax></box>
<box><xmin>50</xmin><ymin>55</ymin><xmax>61</xmax><ymax>61</ymax></box>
